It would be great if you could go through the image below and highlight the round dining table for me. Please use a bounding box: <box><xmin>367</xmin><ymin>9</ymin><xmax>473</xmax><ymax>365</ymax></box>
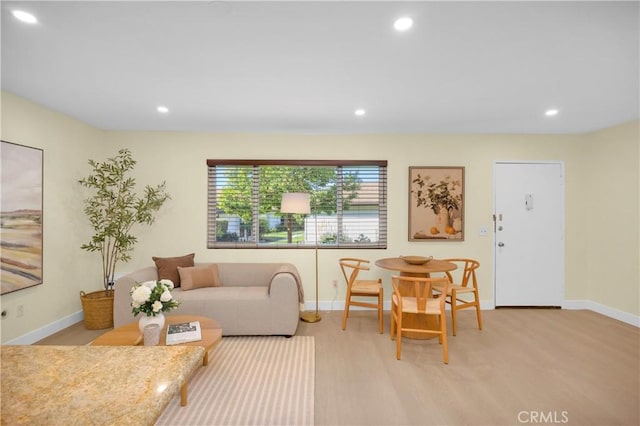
<box><xmin>375</xmin><ymin>257</ymin><xmax>457</xmax><ymax>277</ymax></box>
<box><xmin>375</xmin><ymin>257</ymin><xmax>457</xmax><ymax>339</ymax></box>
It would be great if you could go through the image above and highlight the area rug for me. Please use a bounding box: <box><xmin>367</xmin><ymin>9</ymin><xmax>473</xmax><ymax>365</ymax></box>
<box><xmin>156</xmin><ymin>335</ymin><xmax>315</xmax><ymax>426</ymax></box>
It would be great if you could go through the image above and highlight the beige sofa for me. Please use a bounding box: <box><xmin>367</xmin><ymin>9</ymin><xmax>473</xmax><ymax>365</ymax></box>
<box><xmin>113</xmin><ymin>263</ymin><xmax>302</xmax><ymax>336</ymax></box>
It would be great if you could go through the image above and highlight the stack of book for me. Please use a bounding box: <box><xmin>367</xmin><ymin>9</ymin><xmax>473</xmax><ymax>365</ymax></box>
<box><xmin>166</xmin><ymin>321</ymin><xmax>202</xmax><ymax>345</ymax></box>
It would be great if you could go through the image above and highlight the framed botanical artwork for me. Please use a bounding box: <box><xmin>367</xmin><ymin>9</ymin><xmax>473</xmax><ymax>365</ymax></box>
<box><xmin>1</xmin><ymin>141</ymin><xmax>44</xmax><ymax>294</ymax></box>
<box><xmin>409</xmin><ymin>166</ymin><xmax>464</xmax><ymax>241</ymax></box>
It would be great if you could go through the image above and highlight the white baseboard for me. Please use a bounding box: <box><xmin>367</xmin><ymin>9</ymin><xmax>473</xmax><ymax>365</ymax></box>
<box><xmin>4</xmin><ymin>310</ymin><xmax>84</xmax><ymax>345</ymax></box>
<box><xmin>310</xmin><ymin>299</ymin><xmax>497</xmax><ymax>312</ymax></box>
<box><xmin>563</xmin><ymin>299</ymin><xmax>639</xmax><ymax>327</ymax></box>
<box><xmin>10</xmin><ymin>298</ymin><xmax>638</xmax><ymax>344</ymax></box>
<box><xmin>308</xmin><ymin>299</ymin><xmax>639</xmax><ymax>328</ymax></box>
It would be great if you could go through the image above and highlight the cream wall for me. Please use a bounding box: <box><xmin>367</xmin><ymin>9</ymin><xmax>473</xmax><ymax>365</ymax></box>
<box><xmin>1</xmin><ymin>92</ymin><xmax>107</xmax><ymax>342</ymax></box>
<box><xmin>107</xmin><ymin>132</ymin><xmax>593</xmax><ymax>310</ymax></box>
<box><xmin>584</xmin><ymin>121</ymin><xmax>639</xmax><ymax>316</ymax></box>
<box><xmin>1</xmin><ymin>92</ymin><xmax>638</xmax><ymax>342</ymax></box>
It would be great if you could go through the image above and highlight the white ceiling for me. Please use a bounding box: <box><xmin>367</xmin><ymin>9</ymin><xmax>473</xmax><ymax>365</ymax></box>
<box><xmin>1</xmin><ymin>1</ymin><xmax>638</xmax><ymax>134</ymax></box>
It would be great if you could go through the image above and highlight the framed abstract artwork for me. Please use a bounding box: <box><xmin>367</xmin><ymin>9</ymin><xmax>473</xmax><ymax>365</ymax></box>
<box><xmin>1</xmin><ymin>141</ymin><xmax>44</xmax><ymax>294</ymax></box>
<box><xmin>409</xmin><ymin>166</ymin><xmax>464</xmax><ymax>241</ymax></box>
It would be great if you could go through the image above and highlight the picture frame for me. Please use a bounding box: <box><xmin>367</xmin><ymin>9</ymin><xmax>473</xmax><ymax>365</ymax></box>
<box><xmin>409</xmin><ymin>166</ymin><xmax>464</xmax><ymax>241</ymax></box>
<box><xmin>1</xmin><ymin>140</ymin><xmax>44</xmax><ymax>294</ymax></box>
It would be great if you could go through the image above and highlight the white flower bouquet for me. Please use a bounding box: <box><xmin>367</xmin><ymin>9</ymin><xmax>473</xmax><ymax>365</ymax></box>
<box><xmin>130</xmin><ymin>279</ymin><xmax>180</xmax><ymax>317</ymax></box>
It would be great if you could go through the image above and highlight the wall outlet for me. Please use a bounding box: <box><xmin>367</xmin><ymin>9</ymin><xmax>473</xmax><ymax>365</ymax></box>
<box><xmin>17</xmin><ymin>305</ymin><xmax>24</xmax><ymax>318</ymax></box>
<box><xmin>331</xmin><ymin>279</ymin><xmax>338</xmax><ymax>289</ymax></box>
<box><xmin>479</xmin><ymin>227</ymin><xmax>488</xmax><ymax>236</ymax></box>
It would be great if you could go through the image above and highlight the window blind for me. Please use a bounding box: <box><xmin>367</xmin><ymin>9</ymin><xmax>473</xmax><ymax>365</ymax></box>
<box><xmin>206</xmin><ymin>160</ymin><xmax>387</xmax><ymax>249</ymax></box>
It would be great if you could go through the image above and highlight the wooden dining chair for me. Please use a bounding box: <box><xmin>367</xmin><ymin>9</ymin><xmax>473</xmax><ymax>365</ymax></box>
<box><xmin>390</xmin><ymin>275</ymin><xmax>451</xmax><ymax>363</ymax></box>
<box><xmin>432</xmin><ymin>258</ymin><xmax>482</xmax><ymax>336</ymax></box>
<box><xmin>339</xmin><ymin>258</ymin><xmax>384</xmax><ymax>334</ymax></box>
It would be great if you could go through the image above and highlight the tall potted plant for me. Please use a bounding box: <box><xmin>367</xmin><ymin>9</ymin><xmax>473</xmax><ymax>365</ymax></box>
<box><xmin>78</xmin><ymin>148</ymin><xmax>170</xmax><ymax>329</ymax></box>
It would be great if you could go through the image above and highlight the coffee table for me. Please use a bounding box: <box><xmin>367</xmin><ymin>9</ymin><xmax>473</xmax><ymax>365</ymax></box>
<box><xmin>91</xmin><ymin>314</ymin><xmax>222</xmax><ymax>405</ymax></box>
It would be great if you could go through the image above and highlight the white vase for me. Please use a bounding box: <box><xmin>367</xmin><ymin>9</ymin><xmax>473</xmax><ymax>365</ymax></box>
<box><xmin>138</xmin><ymin>312</ymin><xmax>165</xmax><ymax>334</ymax></box>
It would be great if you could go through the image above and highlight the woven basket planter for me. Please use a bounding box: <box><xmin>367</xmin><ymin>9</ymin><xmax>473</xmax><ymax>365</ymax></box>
<box><xmin>80</xmin><ymin>290</ymin><xmax>114</xmax><ymax>329</ymax></box>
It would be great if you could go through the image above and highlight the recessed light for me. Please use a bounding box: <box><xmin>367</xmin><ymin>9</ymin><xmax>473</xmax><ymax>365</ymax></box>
<box><xmin>545</xmin><ymin>109</ymin><xmax>559</xmax><ymax>117</ymax></box>
<box><xmin>355</xmin><ymin>109</ymin><xmax>366</xmax><ymax>117</ymax></box>
<box><xmin>12</xmin><ymin>10</ymin><xmax>37</xmax><ymax>24</ymax></box>
<box><xmin>394</xmin><ymin>17</ymin><xmax>413</xmax><ymax>32</ymax></box>
<box><xmin>157</xmin><ymin>106</ymin><xmax>169</xmax><ymax>114</ymax></box>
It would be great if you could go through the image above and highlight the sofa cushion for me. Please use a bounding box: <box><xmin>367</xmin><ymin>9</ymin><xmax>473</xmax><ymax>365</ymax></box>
<box><xmin>178</xmin><ymin>264</ymin><xmax>221</xmax><ymax>291</ymax></box>
<box><xmin>152</xmin><ymin>253</ymin><xmax>195</xmax><ymax>287</ymax></box>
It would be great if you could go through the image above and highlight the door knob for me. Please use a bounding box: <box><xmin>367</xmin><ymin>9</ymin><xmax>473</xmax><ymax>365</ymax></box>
<box><xmin>498</xmin><ymin>242</ymin><xmax>505</xmax><ymax>247</ymax></box>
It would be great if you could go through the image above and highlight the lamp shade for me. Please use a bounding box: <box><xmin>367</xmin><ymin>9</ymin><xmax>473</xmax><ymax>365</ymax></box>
<box><xmin>280</xmin><ymin>192</ymin><xmax>311</xmax><ymax>214</ymax></box>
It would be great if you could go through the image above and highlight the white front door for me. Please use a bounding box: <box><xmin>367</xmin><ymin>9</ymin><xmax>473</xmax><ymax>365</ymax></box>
<box><xmin>494</xmin><ymin>162</ymin><xmax>564</xmax><ymax>307</ymax></box>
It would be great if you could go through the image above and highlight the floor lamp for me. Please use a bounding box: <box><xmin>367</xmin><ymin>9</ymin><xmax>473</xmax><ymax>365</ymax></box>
<box><xmin>280</xmin><ymin>192</ymin><xmax>321</xmax><ymax>323</ymax></box>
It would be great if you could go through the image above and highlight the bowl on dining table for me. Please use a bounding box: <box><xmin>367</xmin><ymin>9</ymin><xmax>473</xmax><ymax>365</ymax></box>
<box><xmin>399</xmin><ymin>255</ymin><xmax>433</xmax><ymax>265</ymax></box>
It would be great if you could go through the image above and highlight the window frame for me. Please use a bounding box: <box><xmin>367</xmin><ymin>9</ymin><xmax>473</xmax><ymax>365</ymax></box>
<box><xmin>206</xmin><ymin>159</ymin><xmax>387</xmax><ymax>249</ymax></box>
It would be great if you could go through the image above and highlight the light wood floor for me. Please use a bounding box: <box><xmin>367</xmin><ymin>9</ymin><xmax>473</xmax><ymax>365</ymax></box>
<box><xmin>37</xmin><ymin>309</ymin><xmax>639</xmax><ymax>426</ymax></box>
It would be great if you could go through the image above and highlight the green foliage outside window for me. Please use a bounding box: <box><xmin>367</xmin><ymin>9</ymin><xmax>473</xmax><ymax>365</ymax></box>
<box><xmin>207</xmin><ymin>160</ymin><xmax>387</xmax><ymax>248</ymax></box>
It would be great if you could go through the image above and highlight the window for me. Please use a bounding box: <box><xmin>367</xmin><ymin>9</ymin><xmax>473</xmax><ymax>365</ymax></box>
<box><xmin>207</xmin><ymin>160</ymin><xmax>387</xmax><ymax>249</ymax></box>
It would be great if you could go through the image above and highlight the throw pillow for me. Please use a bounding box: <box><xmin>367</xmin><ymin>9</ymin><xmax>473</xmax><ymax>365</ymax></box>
<box><xmin>152</xmin><ymin>253</ymin><xmax>195</xmax><ymax>288</ymax></box>
<box><xmin>178</xmin><ymin>264</ymin><xmax>222</xmax><ymax>291</ymax></box>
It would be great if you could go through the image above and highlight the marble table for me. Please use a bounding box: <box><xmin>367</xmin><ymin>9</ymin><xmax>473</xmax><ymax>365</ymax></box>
<box><xmin>0</xmin><ymin>344</ymin><xmax>204</xmax><ymax>426</ymax></box>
